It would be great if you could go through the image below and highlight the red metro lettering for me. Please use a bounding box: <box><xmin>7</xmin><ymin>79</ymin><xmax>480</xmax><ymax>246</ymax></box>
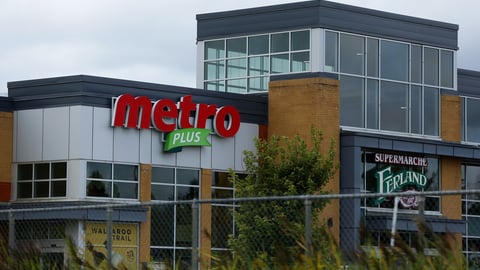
<box><xmin>111</xmin><ymin>94</ymin><xmax>240</xmax><ymax>137</ymax></box>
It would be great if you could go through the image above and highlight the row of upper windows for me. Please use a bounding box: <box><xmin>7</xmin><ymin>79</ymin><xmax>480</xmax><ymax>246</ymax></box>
<box><xmin>15</xmin><ymin>162</ymin><xmax>234</xmax><ymax>201</ymax></box>
<box><xmin>202</xmin><ymin>29</ymin><xmax>456</xmax><ymax>93</ymax></box>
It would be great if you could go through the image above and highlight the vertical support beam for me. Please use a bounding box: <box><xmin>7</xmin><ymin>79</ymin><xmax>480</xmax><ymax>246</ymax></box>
<box><xmin>106</xmin><ymin>206</ymin><xmax>113</xmax><ymax>270</ymax></box>
<box><xmin>304</xmin><ymin>199</ymin><xmax>312</xmax><ymax>257</ymax></box>
<box><xmin>192</xmin><ymin>200</ymin><xmax>199</xmax><ymax>270</ymax></box>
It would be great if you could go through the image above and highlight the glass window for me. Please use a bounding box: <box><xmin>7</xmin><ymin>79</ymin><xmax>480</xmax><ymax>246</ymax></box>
<box><xmin>465</xmin><ymin>98</ymin><xmax>480</xmax><ymax>143</ymax></box>
<box><xmin>366</xmin><ymin>79</ymin><xmax>379</xmax><ymax>129</ymax></box>
<box><xmin>367</xmin><ymin>38</ymin><xmax>379</xmax><ymax>77</ymax></box>
<box><xmin>204</xmin><ymin>61</ymin><xmax>225</xmax><ymax>80</ymax></box>
<box><xmin>271</xmin><ymin>32</ymin><xmax>289</xmax><ymax>53</ymax></box>
<box><xmin>226</xmin><ymin>79</ymin><xmax>246</xmax><ymax>94</ymax></box>
<box><xmin>177</xmin><ymin>169</ymin><xmax>199</xmax><ymax>185</ymax></box>
<box><xmin>410</xmin><ymin>85</ymin><xmax>422</xmax><ymax>134</ymax></box>
<box><xmin>205</xmin><ymin>40</ymin><xmax>225</xmax><ymax>60</ymax></box>
<box><xmin>271</xmin><ymin>53</ymin><xmax>289</xmax><ymax>74</ymax></box>
<box><xmin>380</xmin><ymin>81</ymin><xmax>408</xmax><ymax>132</ymax></box>
<box><xmin>291</xmin><ymin>30</ymin><xmax>309</xmax><ymax>51</ymax></box>
<box><xmin>424</xmin><ymin>47</ymin><xmax>439</xmax><ymax>86</ymax></box>
<box><xmin>411</xmin><ymin>45</ymin><xmax>422</xmax><ymax>83</ymax></box>
<box><xmin>152</xmin><ymin>167</ymin><xmax>174</xmax><ymax>184</ymax></box>
<box><xmin>340</xmin><ymin>75</ymin><xmax>364</xmax><ymax>128</ymax></box>
<box><xmin>340</xmin><ymin>33</ymin><xmax>365</xmax><ymax>75</ymax></box>
<box><xmin>381</xmin><ymin>40</ymin><xmax>409</xmax><ymax>81</ymax></box>
<box><xmin>86</xmin><ymin>162</ymin><xmax>138</xmax><ymax>199</ymax></box>
<box><xmin>248</xmin><ymin>35</ymin><xmax>269</xmax><ymax>55</ymax></box>
<box><xmin>248</xmin><ymin>77</ymin><xmax>269</xmax><ymax>92</ymax></box>
<box><xmin>226</xmin><ymin>58</ymin><xmax>246</xmax><ymax>78</ymax></box>
<box><xmin>17</xmin><ymin>162</ymin><xmax>67</xmax><ymax>199</ymax></box>
<box><xmin>204</xmin><ymin>81</ymin><xmax>224</xmax><ymax>92</ymax></box>
<box><xmin>248</xmin><ymin>56</ymin><xmax>269</xmax><ymax>76</ymax></box>
<box><xmin>226</xmin><ymin>38</ymin><xmax>246</xmax><ymax>58</ymax></box>
<box><xmin>423</xmin><ymin>87</ymin><xmax>439</xmax><ymax>136</ymax></box>
<box><xmin>441</xmin><ymin>50</ymin><xmax>454</xmax><ymax>88</ymax></box>
<box><xmin>324</xmin><ymin>31</ymin><xmax>338</xmax><ymax>72</ymax></box>
<box><xmin>291</xmin><ymin>51</ymin><xmax>310</xmax><ymax>72</ymax></box>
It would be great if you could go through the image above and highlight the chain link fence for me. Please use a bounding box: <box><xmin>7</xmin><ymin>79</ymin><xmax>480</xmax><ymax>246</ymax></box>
<box><xmin>0</xmin><ymin>189</ymin><xmax>479</xmax><ymax>269</ymax></box>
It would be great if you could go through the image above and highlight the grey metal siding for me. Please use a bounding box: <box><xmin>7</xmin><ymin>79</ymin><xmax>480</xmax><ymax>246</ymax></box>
<box><xmin>458</xmin><ymin>69</ymin><xmax>480</xmax><ymax>98</ymax></box>
<box><xmin>197</xmin><ymin>0</ymin><xmax>458</xmax><ymax>50</ymax></box>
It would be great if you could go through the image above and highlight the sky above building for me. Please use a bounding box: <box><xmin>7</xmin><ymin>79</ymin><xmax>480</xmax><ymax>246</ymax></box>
<box><xmin>0</xmin><ymin>0</ymin><xmax>478</xmax><ymax>95</ymax></box>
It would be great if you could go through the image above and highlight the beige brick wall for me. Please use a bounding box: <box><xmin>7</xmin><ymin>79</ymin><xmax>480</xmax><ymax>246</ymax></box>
<box><xmin>0</xmin><ymin>112</ymin><xmax>13</xmax><ymax>202</ymax></box>
<box><xmin>441</xmin><ymin>94</ymin><xmax>461</xmax><ymax>142</ymax></box>
<box><xmin>268</xmin><ymin>77</ymin><xmax>341</xmax><ymax>242</ymax></box>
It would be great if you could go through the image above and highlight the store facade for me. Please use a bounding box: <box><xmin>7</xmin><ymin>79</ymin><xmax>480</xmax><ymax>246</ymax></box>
<box><xmin>1</xmin><ymin>0</ymin><xmax>480</xmax><ymax>268</ymax></box>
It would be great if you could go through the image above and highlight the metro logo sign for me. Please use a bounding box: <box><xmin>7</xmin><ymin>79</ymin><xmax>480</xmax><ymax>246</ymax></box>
<box><xmin>111</xmin><ymin>94</ymin><xmax>240</xmax><ymax>151</ymax></box>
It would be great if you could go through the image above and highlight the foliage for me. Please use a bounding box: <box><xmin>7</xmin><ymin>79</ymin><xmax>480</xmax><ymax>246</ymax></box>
<box><xmin>227</xmin><ymin>127</ymin><xmax>337</xmax><ymax>268</ymax></box>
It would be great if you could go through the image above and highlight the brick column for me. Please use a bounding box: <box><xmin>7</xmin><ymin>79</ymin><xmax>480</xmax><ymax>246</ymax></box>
<box><xmin>0</xmin><ymin>112</ymin><xmax>13</xmax><ymax>202</ymax></box>
<box><xmin>268</xmin><ymin>77</ymin><xmax>341</xmax><ymax>242</ymax></box>
<box><xmin>139</xmin><ymin>163</ymin><xmax>152</xmax><ymax>267</ymax></box>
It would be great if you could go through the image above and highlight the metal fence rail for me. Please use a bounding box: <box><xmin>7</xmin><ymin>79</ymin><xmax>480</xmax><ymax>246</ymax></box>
<box><xmin>0</xmin><ymin>189</ymin><xmax>479</xmax><ymax>269</ymax></box>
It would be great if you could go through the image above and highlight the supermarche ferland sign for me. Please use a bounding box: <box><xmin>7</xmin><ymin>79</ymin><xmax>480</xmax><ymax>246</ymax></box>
<box><xmin>111</xmin><ymin>94</ymin><xmax>240</xmax><ymax>152</ymax></box>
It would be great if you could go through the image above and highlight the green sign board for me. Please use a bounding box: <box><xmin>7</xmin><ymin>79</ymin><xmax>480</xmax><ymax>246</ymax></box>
<box><xmin>164</xmin><ymin>128</ymin><xmax>211</xmax><ymax>152</ymax></box>
<box><xmin>374</xmin><ymin>166</ymin><xmax>428</xmax><ymax>205</ymax></box>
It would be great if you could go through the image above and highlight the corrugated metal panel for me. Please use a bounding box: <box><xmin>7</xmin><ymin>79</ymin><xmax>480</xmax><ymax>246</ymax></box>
<box><xmin>458</xmin><ymin>69</ymin><xmax>480</xmax><ymax>98</ymax></box>
<box><xmin>197</xmin><ymin>0</ymin><xmax>458</xmax><ymax>49</ymax></box>
<box><xmin>7</xmin><ymin>75</ymin><xmax>268</xmax><ymax>125</ymax></box>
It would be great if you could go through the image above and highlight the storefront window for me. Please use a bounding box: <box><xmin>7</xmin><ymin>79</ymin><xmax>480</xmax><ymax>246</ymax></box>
<box><xmin>17</xmin><ymin>162</ymin><xmax>67</xmax><ymax>199</ymax></box>
<box><xmin>86</xmin><ymin>162</ymin><xmax>138</xmax><ymax>199</ymax></box>
<box><xmin>380</xmin><ymin>40</ymin><xmax>409</xmax><ymax>81</ymax></box>
<box><xmin>362</xmin><ymin>151</ymin><xmax>440</xmax><ymax>212</ymax></box>
<box><xmin>150</xmin><ymin>167</ymin><xmax>199</xmax><ymax>268</ymax></box>
<box><xmin>340</xmin><ymin>33</ymin><xmax>365</xmax><ymax>75</ymax></box>
<box><xmin>463</xmin><ymin>97</ymin><xmax>480</xmax><ymax>143</ymax></box>
<box><xmin>462</xmin><ymin>164</ymin><xmax>480</xmax><ymax>266</ymax></box>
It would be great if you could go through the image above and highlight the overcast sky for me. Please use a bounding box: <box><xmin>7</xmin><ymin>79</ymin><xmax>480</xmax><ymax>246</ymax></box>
<box><xmin>1</xmin><ymin>0</ymin><xmax>479</xmax><ymax>95</ymax></box>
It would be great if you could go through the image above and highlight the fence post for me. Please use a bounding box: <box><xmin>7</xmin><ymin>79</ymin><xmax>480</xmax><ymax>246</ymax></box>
<box><xmin>107</xmin><ymin>206</ymin><xmax>113</xmax><ymax>270</ymax></box>
<box><xmin>192</xmin><ymin>200</ymin><xmax>199</xmax><ymax>270</ymax></box>
<box><xmin>304</xmin><ymin>199</ymin><xmax>312</xmax><ymax>257</ymax></box>
<box><xmin>8</xmin><ymin>210</ymin><xmax>15</xmax><ymax>251</ymax></box>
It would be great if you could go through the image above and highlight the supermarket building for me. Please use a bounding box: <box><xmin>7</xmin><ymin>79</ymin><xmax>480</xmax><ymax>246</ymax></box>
<box><xmin>1</xmin><ymin>0</ymin><xmax>480</xmax><ymax>268</ymax></box>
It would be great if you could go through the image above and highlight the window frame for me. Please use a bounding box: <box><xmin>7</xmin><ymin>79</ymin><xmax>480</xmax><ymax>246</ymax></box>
<box><xmin>86</xmin><ymin>161</ymin><xmax>139</xmax><ymax>200</ymax></box>
<box><xmin>16</xmin><ymin>161</ymin><xmax>67</xmax><ymax>199</ymax></box>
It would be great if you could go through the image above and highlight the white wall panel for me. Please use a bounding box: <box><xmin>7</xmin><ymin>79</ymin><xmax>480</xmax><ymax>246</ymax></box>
<box><xmin>113</xmin><ymin>127</ymin><xmax>140</xmax><ymax>163</ymax></box>
<box><xmin>68</xmin><ymin>159</ymin><xmax>85</xmax><ymax>199</ymax></box>
<box><xmin>16</xmin><ymin>109</ymin><xmax>43</xmax><ymax>162</ymax></box>
<box><xmin>92</xmin><ymin>107</ymin><xmax>113</xmax><ymax>161</ymax></box>
<box><xmin>139</xmin><ymin>129</ymin><xmax>152</xmax><ymax>164</ymax></box>
<box><xmin>69</xmin><ymin>106</ymin><xmax>93</xmax><ymax>159</ymax></box>
<box><xmin>200</xmin><ymin>134</ymin><xmax>212</xmax><ymax>168</ymax></box>
<box><xmin>43</xmin><ymin>107</ymin><xmax>70</xmax><ymax>160</ymax></box>
<box><xmin>177</xmin><ymin>146</ymin><xmax>201</xmax><ymax>168</ymax></box>
<box><xmin>211</xmin><ymin>136</ymin><xmax>235</xmax><ymax>170</ymax></box>
<box><xmin>234</xmin><ymin>123</ymin><xmax>258</xmax><ymax>171</ymax></box>
<box><xmin>152</xmin><ymin>131</ymin><xmax>175</xmax><ymax>166</ymax></box>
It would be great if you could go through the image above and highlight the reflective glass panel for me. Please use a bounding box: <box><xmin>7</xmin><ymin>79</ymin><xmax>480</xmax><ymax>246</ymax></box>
<box><xmin>381</xmin><ymin>40</ymin><xmax>409</xmax><ymax>81</ymax></box>
<box><xmin>113</xmin><ymin>182</ymin><xmax>137</xmax><ymax>199</ymax></box>
<box><xmin>340</xmin><ymin>34</ymin><xmax>364</xmax><ymax>75</ymax></box>
<box><xmin>17</xmin><ymin>182</ymin><xmax>32</xmax><ymax>198</ymax></box>
<box><xmin>86</xmin><ymin>180</ymin><xmax>111</xmax><ymax>197</ymax></box>
<box><xmin>51</xmin><ymin>180</ymin><xmax>66</xmax><ymax>197</ymax></box>
<box><xmin>411</xmin><ymin>45</ymin><xmax>422</xmax><ymax>83</ymax></box>
<box><xmin>204</xmin><ymin>60</ymin><xmax>225</xmax><ymax>80</ymax></box>
<box><xmin>87</xmin><ymin>162</ymin><xmax>111</xmax><ymax>179</ymax></box>
<box><xmin>410</xmin><ymin>85</ymin><xmax>422</xmax><ymax>134</ymax></box>
<box><xmin>152</xmin><ymin>167</ymin><xmax>174</xmax><ymax>184</ymax></box>
<box><xmin>324</xmin><ymin>31</ymin><xmax>338</xmax><ymax>72</ymax></box>
<box><xmin>51</xmin><ymin>162</ymin><xmax>67</xmax><ymax>179</ymax></box>
<box><xmin>271</xmin><ymin>32</ymin><xmax>289</xmax><ymax>53</ymax></box>
<box><xmin>466</xmin><ymin>98</ymin><xmax>480</xmax><ymax>143</ymax></box>
<box><xmin>424</xmin><ymin>87</ymin><xmax>439</xmax><ymax>136</ymax></box>
<box><xmin>248</xmin><ymin>56</ymin><xmax>269</xmax><ymax>76</ymax></box>
<box><xmin>226</xmin><ymin>58</ymin><xmax>246</xmax><ymax>78</ymax></box>
<box><xmin>226</xmin><ymin>79</ymin><xmax>247</xmax><ymax>94</ymax></box>
<box><xmin>271</xmin><ymin>53</ymin><xmax>289</xmax><ymax>73</ymax></box>
<box><xmin>114</xmin><ymin>164</ymin><xmax>138</xmax><ymax>181</ymax></box>
<box><xmin>205</xmin><ymin>40</ymin><xmax>224</xmax><ymax>60</ymax></box>
<box><xmin>248</xmin><ymin>77</ymin><xmax>269</xmax><ymax>92</ymax></box>
<box><xmin>35</xmin><ymin>163</ymin><xmax>49</xmax><ymax>180</ymax></box>
<box><xmin>380</xmin><ymin>81</ymin><xmax>408</xmax><ymax>132</ymax></box>
<box><xmin>366</xmin><ymin>79</ymin><xmax>379</xmax><ymax>129</ymax></box>
<box><xmin>151</xmin><ymin>185</ymin><xmax>174</xmax><ymax>201</ymax></box>
<box><xmin>291</xmin><ymin>30</ymin><xmax>309</xmax><ymax>51</ymax></box>
<box><xmin>226</xmin><ymin>37</ymin><xmax>246</xmax><ymax>58</ymax></box>
<box><xmin>204</xmin><ymin>81</ymin><xmax>224</xmax><ymax>92</ymax></box>
<box><xmin>18</xmin><ymin>164</ymin><xmax>33</xmax><ymax>181</ymax></box>
<box><xmin>34</xmin><ymin>181</ymin><xmax>49</xmax><ymax>197</ymax></box>
<box><xmin>367</xmin><ymin>38</ymin><xmax>379</xmax><ymax>77</ymax></box>
<box><xmin>340</xmin><ymin>75</ymin><xmax>364</xmax><ymax>127</ymax></box>
<box><xmin>441</xmin><ymin>50</ymin><xmax>454</xmax><ymax>88</ymax></box>
<box><xmin>177</xmin><ymin>169</ymin><xmax>199</xmax><ymax>185</ymax></box>
<box><xmin>424</xmin><ymin>47</ymin><xmax>439</xmax><ymax>86</ymax></box>
<box><xmin>291</xmin><ymin>51</ymin><xmax>310</xmax><ymax>72</ymax></box>
<box><xmin>248</xmin><ymin>35</ymin><xmax>269</xmax><ymax>55</ymax></box>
